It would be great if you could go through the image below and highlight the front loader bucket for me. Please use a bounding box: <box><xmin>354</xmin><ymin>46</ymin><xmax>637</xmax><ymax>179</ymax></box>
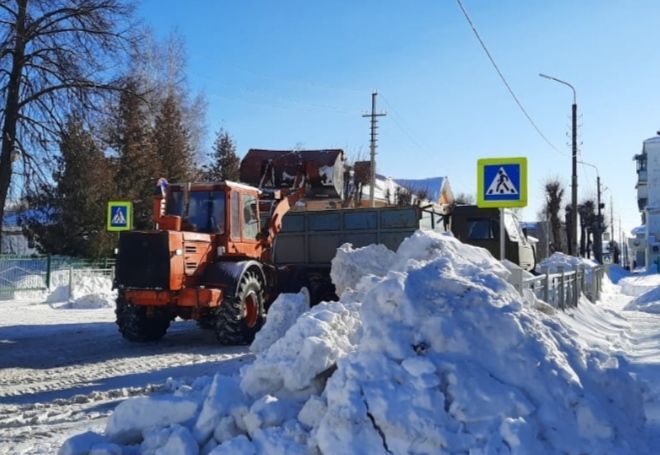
<box><xmin>240</xmin><ymin>149</ymin><xmax>345</xmax><ymax>199</ymax></box>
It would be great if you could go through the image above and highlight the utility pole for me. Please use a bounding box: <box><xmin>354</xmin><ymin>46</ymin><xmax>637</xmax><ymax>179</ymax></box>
<box><xmin>362</xmin><ymin>91</ymin><xmax>386</xmax><ymax>207</ymax></box>
<box><xmin>594</xmin><ymin>175</ymin><xmax>603</xmax><ymax>263</ymax></box>
<box><xmin>571</xmin><ymin>101</ymin><xmax>578</xmax><ymax>257</ymax></box>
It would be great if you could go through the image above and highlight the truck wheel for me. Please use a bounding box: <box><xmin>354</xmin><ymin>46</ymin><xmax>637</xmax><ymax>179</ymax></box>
<box><xmin>215</xmin><ymin>271</ymin><xmax>265</xmax><ymax>345</ymax></box>
<box><xmin>116</xmin><ymin>293</ymin><xmax>170</xmax><ymax>342</ymax></box>
<box><xmin>306</xmin><ymin>273</ymin><xmax>337</xmax><ymax>306</ymax></box>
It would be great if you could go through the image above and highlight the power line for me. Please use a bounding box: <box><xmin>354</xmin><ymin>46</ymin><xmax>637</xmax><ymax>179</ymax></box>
<box><xmin>455</xmin><ymin>0</ymin><xmax>561</xmax><ymax>154</ymax></box>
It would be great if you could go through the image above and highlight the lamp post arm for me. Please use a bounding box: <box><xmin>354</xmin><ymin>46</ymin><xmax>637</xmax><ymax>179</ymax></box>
<box><xmin>539</xmin><ymin>73</ymin><xmax>576</xmax><ymax>104</ymax></box>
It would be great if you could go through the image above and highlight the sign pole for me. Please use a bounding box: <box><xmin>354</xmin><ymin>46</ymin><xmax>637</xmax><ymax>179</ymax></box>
<box><xmin>499</xmin><ymin>208</ymin><xmax>505</xmax><ymax>260</ymax></box>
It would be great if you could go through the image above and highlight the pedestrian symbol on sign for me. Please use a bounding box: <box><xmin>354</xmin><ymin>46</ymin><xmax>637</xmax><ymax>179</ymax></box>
<box><xmin>477</xmin><ymin>157</ymin><xmax>527</xmax><ymax>208</ymax></box>
<box><xmin>112</xmin><ymin>207</ymin><xmax>126</xmax><ymax>225</ymax></box>
<box><xmin>486</xmin><ymin>167</ymin><xmax>518</xmax><ymax>195</ymax></box>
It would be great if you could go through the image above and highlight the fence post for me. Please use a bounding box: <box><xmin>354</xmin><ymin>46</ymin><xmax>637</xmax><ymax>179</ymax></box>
<box><xmin>68</xmin><ymin>264</ymin><xmax>73</xmax><ymax>301</ymax></box>
<box><xmin>558</xmin><ymin>266</ymin><xmax>565</xmax><ymax>310</ymax></box>
<box><xmin>511</xmin><ymin>268</ymin><xmax>524</xmax><ymax>296</ymax></box>
<box><xmin>573</xmin><ymin>266</ymin><xmax>579</xmax><ymax>307</ymax></box>
<box><xmin>46</xmin><ymin>255</ymin><xmax>52</xmax><ymax>290</ymax></box>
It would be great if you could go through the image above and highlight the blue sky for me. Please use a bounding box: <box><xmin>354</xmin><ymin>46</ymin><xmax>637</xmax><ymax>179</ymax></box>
<box><xmin>138</xmin><ymin>0</ymin><xmax>660</xmax><ymax>236</ymax></box>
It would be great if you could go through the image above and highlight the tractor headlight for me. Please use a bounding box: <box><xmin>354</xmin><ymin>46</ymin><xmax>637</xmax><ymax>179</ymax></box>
<box><xmin>175</xmin><ymin>248</ymin><xmax>183</xmax><ymax>256</ymax></box>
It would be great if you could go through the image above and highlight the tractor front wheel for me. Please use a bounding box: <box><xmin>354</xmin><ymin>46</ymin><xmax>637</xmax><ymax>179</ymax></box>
<box><xmin>215</xmin><ymin>271</ymin><xmax>265</xmax><ymax>345</ymax></box>
<box><xmin>116</xmin><ymin>293</ymin><xmax>171</xmax><ymax>342</ymax></box>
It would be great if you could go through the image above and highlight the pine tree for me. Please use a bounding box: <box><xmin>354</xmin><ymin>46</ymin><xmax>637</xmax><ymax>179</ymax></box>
<box><xmin>25</xmin><ymin>118</ymin><xmax>115</xmax><ymax>258</ymax></box>
<box><xmin>153</xmin><ymin>92</ymin><xmax>194</xmax><ymax>183</ymax></box>
<box><xmin>204</xmin><ymin>129</ymin><xmax>240</xmax><ymax>182</ymax></box>
<box><xmin>110</xmin><ymin>78</ymin><xmax>161</xmax><ymax>229</ymax></box>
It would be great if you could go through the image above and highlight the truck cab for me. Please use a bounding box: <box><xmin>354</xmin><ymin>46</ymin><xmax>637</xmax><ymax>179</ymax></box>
<box><xmin>450</xmin><ymin>205</ymin><xmax>536</xmax><ymax>271</ymax></box>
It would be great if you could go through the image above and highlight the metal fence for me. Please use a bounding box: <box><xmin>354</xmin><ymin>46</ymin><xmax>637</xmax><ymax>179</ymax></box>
<box><xmin>509</xmin><ymin>264</ymin><xmax>607</xmax><ymax>309</ymax></box>
<box><xmin>0</xmin><ymin>255</ymin><xmax>114</xmax><ymax>300</ymax></box>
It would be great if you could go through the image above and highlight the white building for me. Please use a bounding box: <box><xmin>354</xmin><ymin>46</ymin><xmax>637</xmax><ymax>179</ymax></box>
<box><xmin>633</xmin><ymin>133</ymin><xmax>660</xmax><ymax>270</ymax></box>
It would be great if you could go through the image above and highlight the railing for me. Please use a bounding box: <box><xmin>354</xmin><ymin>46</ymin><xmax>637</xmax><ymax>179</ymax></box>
<box><xmin>509</xmin><ymin>264</ymin><xmax>607</xmax><ymax>309</ymax></box>
<box><xmin>0</xmin><ymin>255</ymin><xmax>115</xmax><ymax>300</ymax></box>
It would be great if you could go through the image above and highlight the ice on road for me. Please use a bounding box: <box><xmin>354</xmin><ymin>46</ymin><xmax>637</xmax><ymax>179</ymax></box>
<box><xmin>0</xmin><ymin>299</ymin><xmax>249</xmax><ymax>454</ymax></box>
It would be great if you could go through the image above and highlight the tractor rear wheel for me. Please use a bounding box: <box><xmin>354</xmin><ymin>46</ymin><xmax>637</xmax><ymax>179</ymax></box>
<box><xmin>215</xmin><ymin>271</ymin><xmax>265</xmax><ymax>345</ymax></box>
<box><xmin>116</xmin><ymin>293</ymin><xmax>171</xmax><ymax>342</ymax></box>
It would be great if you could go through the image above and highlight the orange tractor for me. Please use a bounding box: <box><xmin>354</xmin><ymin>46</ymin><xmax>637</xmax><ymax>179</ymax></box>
<box><xmin>114</xmin><ymin>150</ymin><xmax>344</xmax><ymax>344</ymax></box>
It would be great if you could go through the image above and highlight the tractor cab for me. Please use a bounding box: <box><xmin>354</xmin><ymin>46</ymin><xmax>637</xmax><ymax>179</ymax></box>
<box><xmin>156</xmin><ymin>181</ymin><xmax>263</xmax><ymax>260</ymax></box>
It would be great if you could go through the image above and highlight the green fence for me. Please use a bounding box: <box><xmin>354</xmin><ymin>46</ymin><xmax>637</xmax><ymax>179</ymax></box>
<box><xmin>0</xmin><ymin>255</ymin><xmax>115</xmax><ymax>300</ymax></box>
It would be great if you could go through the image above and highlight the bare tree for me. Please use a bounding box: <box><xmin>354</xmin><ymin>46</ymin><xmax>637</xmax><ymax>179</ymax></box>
<box><xmin>454</xmin><ymin>192</ymin><xmax>475</xmax><ymax>205</ymax></box>
<box><xmin>0</xmin><ymin>0</ymin><xmax>135</xmax><ymax>244</ymax></box>
<box><xmin>543</xmin><ymin>178</ymin><xmax>565</xmax><ymax>253</ymax></box>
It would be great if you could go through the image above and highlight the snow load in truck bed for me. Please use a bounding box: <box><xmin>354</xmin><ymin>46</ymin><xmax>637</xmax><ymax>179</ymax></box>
<box><xmin>62</xmin><ymin>231</ymin><xmax>647</xmax><ymax>454</ymax></box>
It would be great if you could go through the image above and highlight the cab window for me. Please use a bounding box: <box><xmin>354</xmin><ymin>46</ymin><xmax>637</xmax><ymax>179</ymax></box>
<box><xmin>467</xmin><ymin>218</ymin><xmax>498</xmax><ymax>240</ymax></box>
<box><xmin>242</xmin><ymin>194</ymin><xmax>259</xmax><ymax>240</ymax></box>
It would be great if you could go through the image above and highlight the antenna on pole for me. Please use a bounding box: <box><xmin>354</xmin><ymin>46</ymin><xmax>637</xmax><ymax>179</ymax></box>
<box><xmin>362</xmin><ymin>91</ymin><xmax>386</xmax><ymax>207</ymax></box>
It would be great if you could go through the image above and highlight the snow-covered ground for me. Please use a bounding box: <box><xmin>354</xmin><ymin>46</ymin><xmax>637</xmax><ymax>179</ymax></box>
<box><xmin>0</xmin><ymin>299</ymin><xmax>250</xmax><ymax>454</ymax></box>
<box><xmin>4</xmin><ymin>234</ymin><xmax>660</xmax><ymax>454</ymax></box>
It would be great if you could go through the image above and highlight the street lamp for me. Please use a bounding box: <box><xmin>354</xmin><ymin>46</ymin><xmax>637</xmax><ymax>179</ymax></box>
<box><xmin>539</xmin><ymin>73</ymin><xmax>578</xmax><ymax>257</ymax></box>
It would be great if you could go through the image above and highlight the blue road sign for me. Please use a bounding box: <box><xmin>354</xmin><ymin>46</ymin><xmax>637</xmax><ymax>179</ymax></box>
<box><xmin>107</xmin><ymin>201</ymin><xmax>132</xmax><ymax>231</ymax></box>
<box><xmin>477</xmin><ymin>157</ymin><xmax>527</xmax><ymax>208</ymax></box>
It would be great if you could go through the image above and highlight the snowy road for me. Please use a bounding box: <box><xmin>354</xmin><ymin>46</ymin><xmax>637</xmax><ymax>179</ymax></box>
<box><xmin>0</xmin><ymin>300</ymin><xmax>250</xmax><ymax>454</ymax></box>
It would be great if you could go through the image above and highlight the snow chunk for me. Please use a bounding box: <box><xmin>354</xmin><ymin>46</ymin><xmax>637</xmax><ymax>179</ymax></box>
<box><xmin>106</xmin><ymin>396</ymin><xmax>199</xmax><ymax>444</ymax></box>
<box><xmin>250</xmin><ymin>291</ymin><xmax>309</xmax><ymax>354</ymax></box>
<box><xmin>141</xmin><ymin>424</ymin><xmax>198</xmax><ymax>455</ymax></box>
<box><xmin>192</xmin><ymin>375</ymin><xmax>247</xmax><ymax>445</ymax></box>
<box><xmin>209</xmin><ymin>435</ymin><xmax>255</xmax><ymax>455</ymax></box>
<box><xmin>331</xmin><ymin>243</ymin><xmax>397</xmax><ymax>296</ymax></box>
<box><xmin>240</xmin><ymin>300</ymin><xmax>361</xmax><ymax>396</ymax></box>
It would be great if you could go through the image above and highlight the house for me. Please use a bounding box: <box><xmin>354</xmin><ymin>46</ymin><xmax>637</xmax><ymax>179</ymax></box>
<box><xmin>1</xmin><ymin>208</ymin><xmax>37</xmax><ymax>255</ymax></box>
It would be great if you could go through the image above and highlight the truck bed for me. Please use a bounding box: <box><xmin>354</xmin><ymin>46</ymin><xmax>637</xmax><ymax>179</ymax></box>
<box><xmin>273</xmin><ymin>206</ymin><xmax>442</xmax><ymax>266</ymax></box>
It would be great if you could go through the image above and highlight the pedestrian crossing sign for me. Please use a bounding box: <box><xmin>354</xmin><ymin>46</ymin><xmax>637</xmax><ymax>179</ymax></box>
<box><xmin>477</xmin><ymin>157</ymin><xmax>527</xmax><ymax>208</ymax></box>
<box><xmin>107</xmin><ymin>201</ymin><xmax>133</xmax><ymax>231</ymax></box>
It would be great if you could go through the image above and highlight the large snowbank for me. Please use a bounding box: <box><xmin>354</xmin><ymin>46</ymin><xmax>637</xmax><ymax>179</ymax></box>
<box><xmin>625</xmin><ymin>286</ymin><xmax>660</xmax><ymax>314</ymax></box>
<box><xmin>62</xmin><ymin>231</ymin><xmax>647</xmax><ymax>454</ymax></box>
<box><xmin>619</xmin><ymin>273</ymin><xmax>660</xmax><ymax>298</ymax></box>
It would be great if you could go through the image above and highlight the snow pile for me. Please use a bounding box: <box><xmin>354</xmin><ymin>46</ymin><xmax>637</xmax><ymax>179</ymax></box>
<box><xmin>250</xmin><ymin>291</ymin><xmax>310</xmax><ymax>355</ymax></box>
<box><xmin>47</xmin><ymin>271</ymin><xmax>116</xmax><ymax>309</ymax></box>
<box><xmin>619</xmin><ymin>273</ymin><xmax>660</xmax><ymax>297</ymax></box>
<box><xmin>537</xmin><ymin>252</ymin><xmax>598</xmax><ymax>277</ymax></box>
<box><xmin>62</xmin><ymin>230</ymin><xmax>647</xmax><ymax>454</ymax></box>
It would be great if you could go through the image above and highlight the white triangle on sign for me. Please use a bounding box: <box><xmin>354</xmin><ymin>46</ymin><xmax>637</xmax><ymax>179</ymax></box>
<box><xmin>486</xmin><ymin>167</ymin><xmax>518</xmax><ymax>195</ymax></box>
<box><xmin>112</xmin><ymin>208</ymin><xmax>126</xmax><ymax>225</ymax></box>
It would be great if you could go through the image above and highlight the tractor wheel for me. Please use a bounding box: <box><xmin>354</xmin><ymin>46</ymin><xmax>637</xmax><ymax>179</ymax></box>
<box><xmin>115</xmin><ymin>293</ymin><xmax>171</xmax><ymax>342</ymax></box>
<box><xmin>215</xmin><ymin>271</ymin><xmax>265</xmax><ymax>345</ymax></box>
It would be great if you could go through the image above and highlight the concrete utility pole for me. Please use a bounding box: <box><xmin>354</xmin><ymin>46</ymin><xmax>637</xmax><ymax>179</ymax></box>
<box><xmin>362</xmin><ymin>92</ymin><xmax>386</xmax><ymax>207</ymax></box>
<box><xmin>594</xmin><ymin>175</ymin><xmax>603</xmax><ymax>263</ymax></box>
<box><xmin>539</xmin><ymin>73</ymin><xmax>579</xmax><ymax>256</ymax></box>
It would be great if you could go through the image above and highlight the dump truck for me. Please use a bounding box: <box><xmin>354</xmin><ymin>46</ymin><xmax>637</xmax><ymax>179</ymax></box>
<box><xmin>113</xmin><ymin>149</ymin><xmax>449</xmax><ymax>344</ymax></box>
